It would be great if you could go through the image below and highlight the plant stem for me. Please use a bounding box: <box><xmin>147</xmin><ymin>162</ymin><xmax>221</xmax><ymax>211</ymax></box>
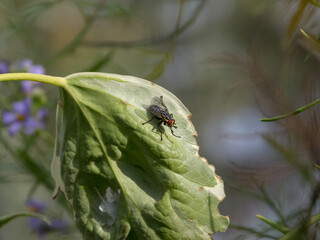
<box><xmin>0</xmin><ymin>73</ymin><xmax>66</xmax><ymax>88</ymax></box>
<box><xmin>261</xmin><ymin>97</ymin><xmax>320</xmax><ymax>122</ymax></box>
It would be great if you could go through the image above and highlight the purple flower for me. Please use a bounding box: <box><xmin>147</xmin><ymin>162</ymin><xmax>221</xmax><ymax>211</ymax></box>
<box><xmin>28</xmin><ymin>218</ymin><xmax>68</xmax><ymax>240</ymax></box>
<box><xmin>27</xmin><ymin>199</ymin><xmax>69</xmax><ymax>240</ymax></box>
<box><xmin>10</xmin><ymin>59</ymin><xmax>32</xmax><ymax>72</ymax></box>
<box><xmin>11</xmin><ymin>59</ymin><xmax>45</xmax><ymax>74</ymax></box>
<box><xmin>10</xmin><ymin>59</ymin><xmax>45</xmax><ymax>94</ymax></box>
<box><xmin>0</xmin><ymin>61</ymin><xmax>9</xmax><ymax>73</ymax></box>
<box><xmin>1</xmin><ymin>59</ymin><xmax>45</xmax><ymax>93</ymax></box>
<box><xmin>27</xmin><ymin>199</ymin><xmax>46</xmax><ymax>213</ymax></box>
<box><xmin>49</xmin><ymin>219</ymin><xmax>68</xmax><ymax>232</ymax></box>
<box><xmin>12</xmin><ymin>59</ymin><xmax>45</xmax><ymax>93</ymax></box>
<box><xmin>2</xmin><ymin>98</ymin><xmax>47</xmax><ymax>136</ymax></box>
<box><xmin>29</xmin><ymin>64</ymin><xmax>45</xmax><ymax>74</ymax></box>
<box><xmin>21</xmin><ymin>81</ymin><xmax>41</xmax><ymax>94</ymax></box>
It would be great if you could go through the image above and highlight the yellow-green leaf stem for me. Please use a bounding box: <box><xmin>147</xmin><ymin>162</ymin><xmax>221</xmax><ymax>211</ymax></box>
<box><xmin>0</xmin><ymin>73</ymin><xmax>66</xmax><ymax>88</ymax></box>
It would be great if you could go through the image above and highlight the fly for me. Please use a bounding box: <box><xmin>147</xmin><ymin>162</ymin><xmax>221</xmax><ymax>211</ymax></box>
<box><xmin>142</xmin><ymin>96</ymin><xmax>181</xmax><ymax>141</ymax></box>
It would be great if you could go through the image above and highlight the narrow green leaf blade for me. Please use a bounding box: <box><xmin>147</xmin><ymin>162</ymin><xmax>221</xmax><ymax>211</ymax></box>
<box><xmin>256</xmin><ymin>215</ymin><xmax>289</xmax><ymax>234</ymax></box>
<box><xmin>300</xmin><ymin>29</ymin><xmax>320</xmax><ymax>53</ymax></box>
<box><xmin>54</xmin><ymin>72</ymin><xmax>229</xmax><ymax>239</ymax></box>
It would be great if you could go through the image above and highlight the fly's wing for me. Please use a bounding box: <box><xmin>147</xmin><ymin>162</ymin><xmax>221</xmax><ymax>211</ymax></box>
<box><xmin>142</xmin><ymin>96</ymin><xmax>164</xmax><ymax>110</ymax></box>
<box><xmin>153</xmin><ymin>96</ymin><xmax>169</xmax><ymax>113</ymax></box>
<box><xmin>142</xmin><ymin>96</ymin><xmax>169</xmax><ymax>118</ymax></box>
<box><xmin>148</xmin><ymin>105</ymin><xmax>164</xmax><ymax>118</ymax></box>
<box><xmin>142</xmin><ymin>103</ymin><xmax>149</xmax><ymax>110</ymax></box>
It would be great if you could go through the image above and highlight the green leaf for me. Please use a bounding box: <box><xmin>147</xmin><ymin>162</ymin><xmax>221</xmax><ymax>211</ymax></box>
<box><xmin>256</xmin><ymin>215</ymin><xmax>289</xmax><ymax>234</ymax></box>
<box><xmin>0</xmin><ymin>212</ymin><xmax>50</xmax><ymax>228</ymax></box>
<box><xmin>52</xmin><ymin>72</ymin><xmax>229</xmax><ymax>239</ymax></box>
<box><xmin>300</xmin><ymin>29</ymin><xmax>320</xmax><ymax>53</ymax></box>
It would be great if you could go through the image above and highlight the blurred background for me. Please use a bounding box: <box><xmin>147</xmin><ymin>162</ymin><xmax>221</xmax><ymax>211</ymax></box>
<box><xmin>1</xmin><ymin>0</ymin><xmax>320</xmax><ymax>239</ymax></box>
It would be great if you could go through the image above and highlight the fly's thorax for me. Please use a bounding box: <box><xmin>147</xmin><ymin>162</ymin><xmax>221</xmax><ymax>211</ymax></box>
<box><xmin>161</xmin><ymin>112</ymin><xmax>172</xmax><ymax>123</ymax></box>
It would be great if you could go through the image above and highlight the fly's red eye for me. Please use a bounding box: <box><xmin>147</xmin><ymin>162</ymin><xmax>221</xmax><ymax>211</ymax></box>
<box><xmin>169</xmin><ymin>119</ymin><xmax>175</xmax><ymax>126</ymax></box>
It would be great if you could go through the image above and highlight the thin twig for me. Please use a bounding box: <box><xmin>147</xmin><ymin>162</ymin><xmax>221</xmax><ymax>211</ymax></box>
<box><xmin>82</xmin><ymin>0</ymin><xmax>207</xmax><ymax>48</ymax></box>
<box><xmin>261</xmin><ymin>97</ymin><xmax>320</xmax><ymax>122</ymax></box>
<box><xmin>45</xmin><ymin>0</ymin><xmax>108</xmax><ymax>66</ymax></box>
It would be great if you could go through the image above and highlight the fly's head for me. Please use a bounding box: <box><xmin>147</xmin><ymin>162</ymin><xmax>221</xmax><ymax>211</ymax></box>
<box><xmin>168</xmin><ymin>114</ymin><xmax>177</xmax><ymax>129</ymax></box>
<box><xmin>168</xmin><ymin>119</ymin><xmax>176</xmax><ymax>128</ymax></box>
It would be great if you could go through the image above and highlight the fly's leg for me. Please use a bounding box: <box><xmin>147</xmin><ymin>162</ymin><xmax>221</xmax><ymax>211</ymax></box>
<box><xmin>159</xmin><ymin>96</ymin><xmax>169</xmax><ymax>112</ymax></box>
<box><xmin>142</xmin><ymin>116</ymin><xmax>155</xmax><ymax>125</ymax></box>
<box><xmin>159</xmin><ymin>96</ymin><xmax>164</xmax><ymax>105</ymax></box>
<box><xmin>157</xmin><ymin>120</ymin><xmax>163</xmax><ymax>141</ymax></box>
<box><xmin>170</xmin><ymin>128</ymin><xmax>181</xmax><ymax>138</ymax></box>
<box><xmin>142</xmin><ymin>116</ymin><xmax>163</xmax><ymax>140</ymax></box>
